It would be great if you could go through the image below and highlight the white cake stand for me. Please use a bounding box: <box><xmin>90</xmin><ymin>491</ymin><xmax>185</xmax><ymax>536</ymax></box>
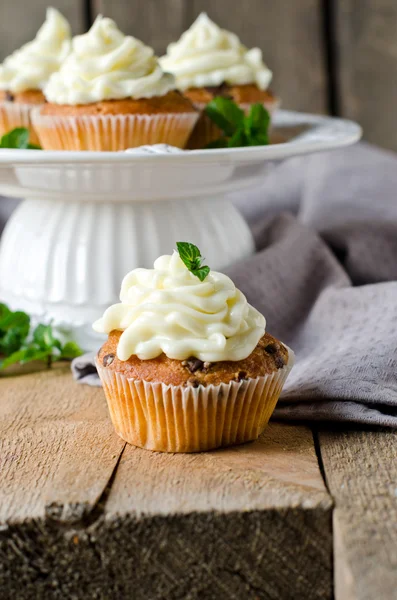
<box><xmin>0</xmin><ymin>110</ymin><xmax>361</xmax><ymax>350</ymax></box>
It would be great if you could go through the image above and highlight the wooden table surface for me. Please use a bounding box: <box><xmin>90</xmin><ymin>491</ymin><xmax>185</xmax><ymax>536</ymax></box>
<box><xmin>0</xmin><ymin>365</ymin><xmax>396</xmax><ymax>599</ymax></box>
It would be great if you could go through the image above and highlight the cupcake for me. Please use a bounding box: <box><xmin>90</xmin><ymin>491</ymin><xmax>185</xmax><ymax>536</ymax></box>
<box><xmin>33</xmin><ymin>16</ymin><xmax>198</xmax><ymax>151</ymax></box>
<box><xmin>93</xmin><ymin>243</ymin><xmax>294</xmax><ymax>453</ymax></box>
<box><xmin>0</xmin><ymin>8</ymin><xmax>71</xmax><ymax>145</ymax></box>
<box><xmin>160</xmin><ymin>13</ymin><xmax>278</xmax><ymax>149</ymax></box>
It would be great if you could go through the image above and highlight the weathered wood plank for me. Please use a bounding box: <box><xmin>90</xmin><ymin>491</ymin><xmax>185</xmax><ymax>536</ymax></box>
<box><xmin>0</xmin><ymin>1</ymin><xmax>84</xmax><ymax>62</ymax></box>
<box><xmin>100</xmin><ymin>423</ymin><xmax>332</xmax><ymax>599</ymax></box>
<box><xmin>335</xmin><ymin>0</ymin><xmax>397</xmax><ymax>150</ymax></box>
<box><xmin>0</xmin><ymin>363</ymin><xmax>333</xmax><ymax>598</ymax></box>
<box><xmin>0</xmin><ymin>365</ymin><xmax>124</xmax><ymax>524</ymax></box>
<box><xmin>189</xmin><ymin>0</ymin><xmax>327</xmax><ymax>113</ymax></box>
<box><xmin>319</xmin><ymin>427</ymin><xmax>397</xmax><ymax>600</ymax></box>
<box><xmin>93</xmin><ymin>0</ymin><xmax>186</xmax><ymax>55</ymax></box>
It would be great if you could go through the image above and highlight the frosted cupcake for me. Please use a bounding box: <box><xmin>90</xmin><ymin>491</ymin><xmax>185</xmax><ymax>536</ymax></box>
<box><xmin>0</xmin><ymin>8</ymin><xmax>71</xmax><ymax>145</ymax></box>
<box><xmin>160</xmin><ymin>13</ymin><xmax>278</xmax><ymax>148</ymax></box>
<box><xmin>33</xmin><ymin>16</ymin><xmax>198</xmax><ymax>151</ymax></box>
<box><xmin>93</xmin><ymin>243</ymin><xmax>294</xmax><ymax>453</ymax></box>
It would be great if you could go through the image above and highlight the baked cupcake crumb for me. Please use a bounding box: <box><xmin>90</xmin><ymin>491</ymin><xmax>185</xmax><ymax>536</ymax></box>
<box><xmin>39</xmin><ymin>91</ymin><xmax>196</xmax><ymax>117</ymax></box>
<box><xmin>98</xmin><ymin>330</ymin><xmax>289</xmax><ymax>387</ymax></box>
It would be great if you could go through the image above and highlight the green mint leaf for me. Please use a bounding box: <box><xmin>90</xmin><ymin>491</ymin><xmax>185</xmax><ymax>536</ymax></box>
<box><xmin>205</xmin><ymin>138</ymin><xmax>229</xmax><ymax>149</ymax></box>
<box><xmin>205</xmin><ymin>100</ymin><xmax>270</xmax><ymax>149</ymax></box>
<box><xmin>0</xmin><ymin>303</ymin><xmax>12</xmax><ymax>321</ymax></box>
<box><xmin>21</xmin><ymin>346</ymin><xmax>53</xmax><ymax>364</ymax></box>
<box><xmin>228</xmin><ymin>128</ymin><xmax>247</xmax><ymax>148</ymax></box>
<box><xmin>248</xmin><ymin>134</ymin><xmax>269</xmax><ymax>146</ymax></box>
<box><xmin>33</xmin><ymin>323</ymin><xmax>58</xmax><ymax>350</ymax></box>
<box><xmin>0</xmin><ymin>310</ymin><xmax>30</xmax><ymax>355</ymax></box>
<box><xmin>1</xmin><ymin>127</ymin><xmax>30</xmax><ymax>149</ymax></box>
<box><xmin>0</xmin><ymin>349</ymin><xmax>29</xmax><ymax>369</ymax></box>
<box><xmin>176</xmin><ymin>242</ymin><xmax>210</xmax><ymax>281</ymax></box>
<box><xmin>244</xmin><ymin>104</ymin><xmax>270</xmax><ymax>146</ymax></box>
<box><xmin>205</xmin><ymin>97</ymin><xmax>244</xmax><ymax>136</ymax></box>
<box><xmin>176</xmin><ymin>242</ymin><xmax>201</xmax><ymax>269</ymax></box>
<box><xmin>0</xmin><ymin>127</ymin><xmax>42</xmax><ymax>150</ymax></box>
<box><xmin>245</xmin><ymin>104</ymin><xmax>270</xmax><ymax>132</ymax></box>
<box><xmin>192</xmin><ymin>266</ymin><xmax>210</xmax><ymax>282</ymax></box>
<box><xmin>0</xmin><ymin>328</ymin><xmax>27</xmax><ymax>355</ymax></box>
<box><xmin>0</xmin><ymin>302</ymin><xmax>83</xmax><ymax>371</ymax></box>
<box><xmin>60</xmin><ymin>341</ymin><xmax>83</xmax><ymax>360</ymax></box>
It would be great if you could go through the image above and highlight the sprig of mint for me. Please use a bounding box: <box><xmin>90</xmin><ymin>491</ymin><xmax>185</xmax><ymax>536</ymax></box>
<box><xmin>205</xmin><ymin>97</ymin><xmax>270</xmax><ymax>148</ymax></box>
<box><xmin>176</xmin><ymin>242</ymin><xmax>210</xmax><ymax>282</ymax></box>
<box><xmin>0</xmin><ymin>302</ymin><xmax>82</xmax><ymax>370</ymax></box>
<box><xmin>0</xmin><ymin>127</ymin><xmax>41</xmax><ymax>150</ymax></box>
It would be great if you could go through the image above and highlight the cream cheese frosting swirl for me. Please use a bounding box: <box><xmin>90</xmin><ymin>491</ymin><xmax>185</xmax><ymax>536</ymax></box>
<box><xmin>0</xmin><ymin>8</ymin><xmax>71</xmax><ymax>93</ymax></box>
<box><xmin>160</xmin><ymin>13</ymin><xmax>272</xmax><ymax>91</ymax></box>
<box><xmin>44</xmin><ymin>15</ymin><xmax>175</xmax><ymax>105</ymax></box>
<box><xmin>93</xmin><ymin>252</ymin><xmax>266</xmax><ymax>362</ymax></box>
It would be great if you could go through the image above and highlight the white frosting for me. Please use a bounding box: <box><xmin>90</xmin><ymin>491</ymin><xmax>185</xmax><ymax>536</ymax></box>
<box><xmin>93</xmin><ymin>251</ymin><xmax>266</xmax><ymax>362</ymax></box>
<box><xmin>0</xmin><ymin>8</ymin><xmax>71</xmax><ymax>93</ymax></box>
<box><xmin>44</xmin><ymin>15</ymin><xmax>175</xmax><ymax>105</ymax></box>
<box><xmin>160</xmin><ymin>13</ymin><xmax>272</xmax><ymax>91</ymax></box>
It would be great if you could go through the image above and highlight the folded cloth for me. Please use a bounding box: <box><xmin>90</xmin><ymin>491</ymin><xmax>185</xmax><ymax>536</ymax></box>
<box><xmin>72</xmin><ymin>142</ymin><xmax>397</xmax><ymax>427</ymax></box>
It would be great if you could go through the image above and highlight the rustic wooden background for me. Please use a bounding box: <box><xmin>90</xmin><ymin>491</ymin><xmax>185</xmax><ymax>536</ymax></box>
<box><xmin>0</xmin><ymin>0</ymin><xmax>395</xmax><ymax>151</ymax></box>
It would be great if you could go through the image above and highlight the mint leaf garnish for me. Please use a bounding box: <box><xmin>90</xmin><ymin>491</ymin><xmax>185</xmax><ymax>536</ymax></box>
<box><xmin>191</xmin><ymin>266</ymin><xmax>210</xmax><ymax>282</ymax></box>
<box><xmin>176</xmin><ymin>242</ymin><xmax>210</xmax><ymax>282</ymax></box>
<box><xmin>205</xmin><ymin>97</ymin><xmax>244</xmax><ymax>136</ymax></box>
<box><xmin>245</xmin><ymin>104</ymin><xmax>270</xmax><ymax>145</ymax></box>
<box><xmin>0</xmin><ymin>127</ymin><xmax>41</xmax><ymax>149</ymax></box>
<box><xmin>0</xmin><ymin>302</ymin><xmax>83</xmax><ymax>371</ymax></box>
<box><xmin>205</xmin><ymin>98</ymin><xmax>270</xmax><ymax>149</ymax></box>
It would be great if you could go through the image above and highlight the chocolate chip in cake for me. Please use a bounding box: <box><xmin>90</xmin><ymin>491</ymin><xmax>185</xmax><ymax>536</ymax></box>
<box><xmin>5</xmin><ymin>91</ymin><xmax>14</xmax><ymax>102</ymax></box>
<box><xmin>265</xmin><ymin>342</ymin><xmax>279</xmax><ymax>354</ymax></box>
<box><xmin>205</xmin><ymin>83</ymin><xmax>231</xmax><ymax>98</ymax></box>
<box><xmin>184</xmin><ymin>377</ymin><xmax>200</xmax><ymax>388</ymax></box>
<box><xmin>235</xmin><ymin>371</ymin><xmax>247</xmax><ymax>382</ymax></box>
<box><xmin>275</xmin><ymin>355</ymin><xmax>286</xmax><ymax>369</ymax></box>
<box><xmin>181</xmin><ymin>357</ymin><xmax>204</xmax><ymax>373</ymax></box>
<box><xmin>103</xmin><ymin>353</ymin><xmax>115</xmax><ymax>367</ymax></box>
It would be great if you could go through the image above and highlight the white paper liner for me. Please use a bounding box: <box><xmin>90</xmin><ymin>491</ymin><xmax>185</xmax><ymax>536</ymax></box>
<box><xmin>96</xmin><ymin>347</ymin><xmax>294</xmax><ymax>453</ymax></box>
<box><xmin>31</xmin><ymin>108</ymin><xmax>199</xmax><ymax>151</ymax></box>
<box><xmin>186</xmin><ymin>98</ymin><xmax>280</xmax><ymax>149</ymax></box>
<box><xmin>0</xmin><ymin>101</ymin><xmax>41</xmax><ymax>145</ymax></box>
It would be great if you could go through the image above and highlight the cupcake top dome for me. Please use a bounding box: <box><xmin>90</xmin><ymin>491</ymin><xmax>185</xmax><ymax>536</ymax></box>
<box><xmin>93</xmin><ymin>247</ymin><xmax>266</xmax><ymax>362</ymax></box>
<box><xmin>44</xmin><ymin>15</ymin><xmax>175</xmax><ymax>105</ymax></box>
<box><xmin>160</xmin><ymin>13</ymin><xmax>272</xmax><ymax>92</ymax></box>
<box><xmin>0</xmin><ymin>8</ymin><xmax>71</xmax><ymax>93</ymax></box>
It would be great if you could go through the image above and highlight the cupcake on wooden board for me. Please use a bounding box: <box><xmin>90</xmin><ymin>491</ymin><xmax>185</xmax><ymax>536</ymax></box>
<box><xmin>93</xmin><ymin>243</ymin><xmax>294</xmax><ymax>453</ymax></box>
<box><xmin>160</xmin><ymin>13</ymin><xmax>278</xmax><ymax>148</ymax></box>
<box><xmin>0</xmin><ymin>8</ymin><xmax>71</xmax><ymax>145</ymax></box>
<box><xmin>33</xmin><ymin>16</ymin><xmax>198</xmax><ymax>151</ymax></box>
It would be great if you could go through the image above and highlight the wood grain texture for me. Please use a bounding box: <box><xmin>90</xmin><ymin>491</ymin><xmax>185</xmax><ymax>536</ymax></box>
<box><xmin>106</xmin><ymin>423</ymin><xmax>329</xmax><ymax>516</ymax></box>
<box><xmin>93</xmin><ymin>0</ymin><xmax>187</xmax><ymax>55</ymax></box>
<box><xmin>335</xmin><ymin>0</ymin><xmax>397</xmax><ymax>150</ymax></box>
<box><xmin>0</xmin><ymin>365</ymin><xmax>124</xmax><ymax>524</ymax></box>
<box><xmin>0</xmin><ymin>365</ymin><xmax>332</xmax><ymax>598</ymax></box>
<box><xmin>319</xmin><ymin>427</ymin><xmax>397</xmax><ymax>600</ymax></box>
<box><xmin>0</xmin><ymin>1</ymin><xmax>84</xmax><ymax>62</ymax></box>
<box><xmin>188</xmin><ymin>0</ymin><xmax>327</xmax><ymax>113</ymax></box>
<box><xmin>100</xmin><ymin>423</ymin><xmax>332</xmax><ymax>599</ymax></box>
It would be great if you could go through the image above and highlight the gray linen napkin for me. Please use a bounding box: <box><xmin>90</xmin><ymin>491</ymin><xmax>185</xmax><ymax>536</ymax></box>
<box><xmin>72</xmin><ymin>142</ymin><xmax>397</xmax><ymax>427</ymax></box>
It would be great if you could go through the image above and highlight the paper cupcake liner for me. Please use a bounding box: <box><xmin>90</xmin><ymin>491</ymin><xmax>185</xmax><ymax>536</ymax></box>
<box><xmin>96</xmin><ymin>348</ymin><xmax>294</xmax><ymax>453</ymax></box>
<box><xmin>0</xmin><ymin>101</ymin><xmax>41</xmax><ymax>145</ymax></box>
<box><xmin>186</xmin><ymin>98</ymin><xmax>280</xmax><ymax>150</ymax></box>
<box><xmin>31</xmin><ymin>109</ymin><xmax>199</xmax><ymax>151</ymax></box>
